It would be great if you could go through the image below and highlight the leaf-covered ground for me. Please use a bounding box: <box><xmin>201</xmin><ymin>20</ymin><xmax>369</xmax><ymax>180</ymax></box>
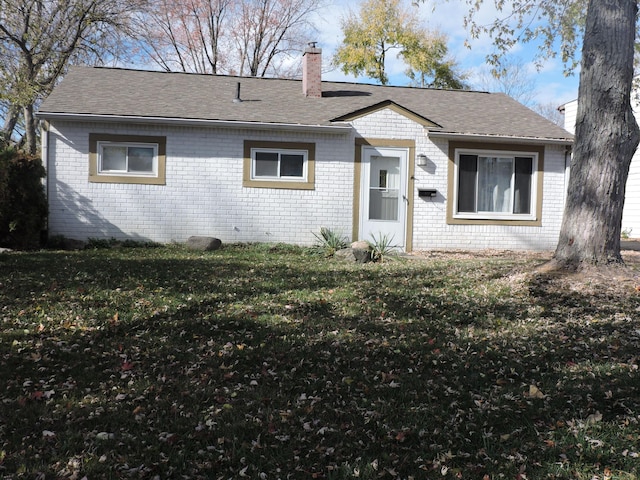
<box><xmin>0</xmin><ymin>244</ymin><xmax>639</xmax><ymax>479</ymax></box>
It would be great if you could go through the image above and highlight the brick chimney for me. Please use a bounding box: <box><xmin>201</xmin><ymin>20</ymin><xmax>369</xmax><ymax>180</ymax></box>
<box><xmin>302</xmin><ymin>42</ymin><xmax>322</xmax><ymax>98</ymax></box>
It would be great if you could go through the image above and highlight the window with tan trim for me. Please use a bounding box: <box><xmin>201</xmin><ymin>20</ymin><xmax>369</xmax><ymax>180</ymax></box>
<box><xmin>454</xmin><ymin>150</ymin><xmax>537</xmax><ymax>220</ymax></box>
<box><xmin>89</xmin><ymin>134</ymin><xmax>166</xmax><ymax>185</ymax></box>
<box><xmin>447</xmin><ymin>142</ymin><xmax>544</xmax><ymax>226</ymax></box>
<box><xmin>243</xmin><ymin>140</ymin><xmax>315</xmax><ymax>190</ymax></box>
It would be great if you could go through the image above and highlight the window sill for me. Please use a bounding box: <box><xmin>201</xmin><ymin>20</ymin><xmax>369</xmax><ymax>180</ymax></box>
<box><xmin>89</xmin><ymin>174</ymin><xmax>165</xmax><ymax>185</ymax></box>
<box><xmin>448</xmin><ymin>216</ymin><xmax>541</xmax><ymax>227</ymax></box>
<box><xmin>242</xmin><ymin>179</ymin><xmax>315</xmax><ymax>190</ymax></box>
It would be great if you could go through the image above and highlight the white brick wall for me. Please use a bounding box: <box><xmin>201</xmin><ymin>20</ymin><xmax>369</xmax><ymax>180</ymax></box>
<box><xmin>352</xmin><ymin>108</ymin><xmax>568</xmax><ymax>251</ymax></box>
<box><xmin>47</xmin><ymin>109</ymin><xmax>568</xmax><ymax>251</ymax></box>
<box><xmin>47</xmin><ymin>121</ymin><xmax>354</xmax><ymax>245</ymax></box>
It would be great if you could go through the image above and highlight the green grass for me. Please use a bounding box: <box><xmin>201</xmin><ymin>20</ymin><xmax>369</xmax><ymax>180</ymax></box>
<box><xmin>0</xmin><ymin>244</ymin><xmax>639</xmax><ymax>479</ymax></box>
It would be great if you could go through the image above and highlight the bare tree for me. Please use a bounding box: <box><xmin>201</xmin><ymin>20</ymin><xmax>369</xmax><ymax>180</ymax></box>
<box><xmin>531</xmin><ymin>102</ymin><xmax>565</xmax><ymax>127</ymax></box>
<box><xmin>136</xmin><ymin>0</ymin><xmax>232</xmax><ymax>74</ymax></box>
<box><xmin>475</xmin><ymin>56</ymin><xmax>538</xmax><ymax>106</ymax></box>
<box><xmin>475</xmin><ymin>56</ymin><xmax>565</xmax><ymax>125</ymax></box>
<box><xmin>0</xmin><ymin>0</ymin><xmax>145</xmax><ymax>153</ymax></box>
<box><xmin>136</xmin><ymin>0</ymin><xmax>322</xmax><ymax>77</ymax></box>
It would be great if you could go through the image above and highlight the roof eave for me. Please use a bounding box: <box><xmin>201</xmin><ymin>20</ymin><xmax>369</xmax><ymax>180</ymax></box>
<box><xmin>36</xmin><ymin>112</ymin><xmax>353</xmax><ymax>134</ymax></box>
<box><xmin>427</xmin><ymin>130</ymin><xmax>574</xmax><ymax>146</ymax></box>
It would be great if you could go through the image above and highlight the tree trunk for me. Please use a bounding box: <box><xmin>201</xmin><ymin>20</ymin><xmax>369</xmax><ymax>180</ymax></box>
<box><xmin>23</xmin><ymin>104</ymin><xmax>38</xmax><ymax>155</ymax></box>
<box><xmin>1</xmin><ymin>104</ymin><xmax>21</xmax><ymax>146</ymax></box>
<box><xmin>553</xmin><ymin>0</ymin><xmax>639</xmax><ymax>268</ymax></box>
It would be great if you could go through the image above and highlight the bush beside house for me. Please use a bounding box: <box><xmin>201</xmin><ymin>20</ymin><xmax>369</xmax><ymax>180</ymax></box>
<box><xmin>0</xmin><ymin>148</ymin><xmax>47</xmax><ymax>249</ymax></box>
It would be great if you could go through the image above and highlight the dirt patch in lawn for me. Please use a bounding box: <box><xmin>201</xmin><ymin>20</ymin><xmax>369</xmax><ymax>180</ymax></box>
<box><xmin>409</xmin><ymin>248</ymin><xmax>552</xmax><ymax>261</ymax></box>
<box><xmin>410</xmin><ymin>245</ymin><xmax>640</xmax><ymax>297</ymax></box>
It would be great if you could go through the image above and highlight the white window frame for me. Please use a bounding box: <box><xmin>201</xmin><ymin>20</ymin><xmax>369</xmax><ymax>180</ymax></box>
<box><xmin>453</xmin><ymin>148</ymin><xmax>538</xmax><ymax>221</ymax></box>
<box><xmin>97</xmin><ymin>141</ymin><xmax>159</xmax><ymax>178</ymax></box>
<box><xmin>250</xmin><ymin>147</ymin><xmax>308</xmax><ymax>182</ymax></box>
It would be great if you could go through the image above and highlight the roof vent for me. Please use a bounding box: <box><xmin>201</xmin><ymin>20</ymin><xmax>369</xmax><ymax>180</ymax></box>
<box><xmin>233</xmin><ymin>82</ymin><xmax>242</xmax><ymax>103</ymax></box>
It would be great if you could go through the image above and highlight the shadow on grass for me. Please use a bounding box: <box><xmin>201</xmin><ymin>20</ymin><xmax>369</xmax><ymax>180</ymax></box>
<box><xmin>0</xmin><ymin>247</ymin><xmax>639</xmax><ymax>479</ymax></box>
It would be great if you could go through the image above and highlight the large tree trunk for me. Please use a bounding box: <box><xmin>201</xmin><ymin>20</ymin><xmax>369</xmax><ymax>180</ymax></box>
<box><xmin>553</xmin><ymin>0</ymin><xmax>640</xmax><ymax>268</ymax></box>
<box><xmin>1</xmin><ymin>104</ymin><xmax>21</xmax><ymax>146</ymax></box>
<box><xmin>23</xmin><ymin>104</ymin><xmax>38</xmax><ymax>155</ymax></box>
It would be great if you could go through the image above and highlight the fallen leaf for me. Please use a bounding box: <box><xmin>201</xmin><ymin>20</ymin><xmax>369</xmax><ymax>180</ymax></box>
<box><xmin>528</xmin><ymin>385</ymin><xmax>545</xmax><ymax>399</ymax></box>
<box><xmin>121</xmin><ymin>361</ymin><xmax>134</xmax><ymax>371</ymax></box>
<box><xmin>586</xmin><ymin>411</ymin><xmax>602</xmax><ymax>424</ymax></box>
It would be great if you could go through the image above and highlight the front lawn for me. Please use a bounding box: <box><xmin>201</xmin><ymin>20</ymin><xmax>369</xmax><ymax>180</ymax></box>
<box><xmin>0</xmin><ymin>244</ymin><xmax>639</xmax><ymax>479</ymax></box>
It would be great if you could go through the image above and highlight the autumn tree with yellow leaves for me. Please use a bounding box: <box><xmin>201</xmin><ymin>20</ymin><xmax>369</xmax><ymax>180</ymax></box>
<box><xmin>333</xmin><ymin>0</ymin><xmax>466</xmax><ymax>88</ymax></box>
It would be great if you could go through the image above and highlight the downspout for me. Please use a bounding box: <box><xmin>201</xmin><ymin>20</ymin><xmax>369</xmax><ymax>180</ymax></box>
<box><xmin>563</xmin><ymin>145</ymin><xmax>571</xmax><ymax>205</ymax></box>
<box><xmin>41</xmin><ymin>120</ymin><xmax>50</xmax><ymax>240</ymax></box>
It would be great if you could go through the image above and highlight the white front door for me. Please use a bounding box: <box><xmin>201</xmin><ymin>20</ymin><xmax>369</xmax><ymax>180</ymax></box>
<box><xmin>360</xmin><ymin>146</ymin><xmax>408</xmax><ymax>249</ymax></box>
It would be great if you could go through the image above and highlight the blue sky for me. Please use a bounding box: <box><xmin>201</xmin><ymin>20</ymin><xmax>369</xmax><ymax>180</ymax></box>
<box><xmin>311</xmin><ymin>0</ymin><xmax>580</xmax><ymax>108</ymax></box>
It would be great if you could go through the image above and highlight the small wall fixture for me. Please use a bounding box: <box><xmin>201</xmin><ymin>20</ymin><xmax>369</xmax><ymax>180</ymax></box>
<box><xmin>418</xmin><ymin>188</ymin><xmax>437</xmax><ymax>198</ymax></box>
<box><xmin>417</xmin><ymin>154</ymin><xmax>428</xmax><ymax>166</ymax></box>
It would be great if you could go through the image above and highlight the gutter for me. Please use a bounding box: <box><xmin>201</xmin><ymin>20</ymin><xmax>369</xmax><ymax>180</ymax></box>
<box><xmin>40</xmin><ymin>121</ymin><xmax>50</xmax><ymax>196</ymax></box>
<box><xmin>35</xmin><ymin>112</ymin><xmax>353</xmax><ymax>135</ymax></box>
<box><xmin>427</xmin><ymin>130</ymin><xmax>574</xmax><ymax>146</ymax></box>
<box><xmin>40</xmin><ymin>120</ymin><xmax>50</xmax><ymax>238</ymax></box>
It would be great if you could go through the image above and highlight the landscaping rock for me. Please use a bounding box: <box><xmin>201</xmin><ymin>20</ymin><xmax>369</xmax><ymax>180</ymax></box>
<box><xmin>335</xmin><ymin>247</ymin><xmax>371</xmax><ymax>264</ymax></box>
<box><xmin>186</xmin><ymin>236</ymin><xmax>222</xmax><ymax>251</ymax></box>
<box><xmin>352</xmin><ymin>248</ymin><xmax>372</xmax><ymax>263</ymax></box>
<box><xmin>335</xmin><ymin>248</ymin><xmax>356</xmax><ymax>262</ymax></box>
<box><xmin>350</xmin><ymin>240</ymin><xmax>370</xmax><ymax>250</ymax></box>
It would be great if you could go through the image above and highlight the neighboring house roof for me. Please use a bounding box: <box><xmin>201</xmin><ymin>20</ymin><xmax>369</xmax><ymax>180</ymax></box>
<box><xmin>38</xmin><ymin>66</ymin><xmax>573</xmax><ymax>143</ymax></box>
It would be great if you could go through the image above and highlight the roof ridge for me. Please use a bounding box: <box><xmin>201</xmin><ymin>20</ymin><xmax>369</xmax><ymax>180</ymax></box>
<box><xmin>69</xmin><ymin>65</ymin><xmax>494</xmax><ymax>95</ymax></box>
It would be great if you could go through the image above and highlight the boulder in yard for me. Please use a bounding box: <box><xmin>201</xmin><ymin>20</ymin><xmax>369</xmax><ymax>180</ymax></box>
<box><xmin>335</xmin><ymin>247</ymin><xmax>371</xmax><ymax>264</ymax></box>
<box><xmin>350</xmin><ymin>240</ymin><xmax>370</xmax><ymax>250</ymax></box>
<box><xmin>186</xmin><ymin>236</ymin><xmax>222</xmax><ymax>251</ymax></box>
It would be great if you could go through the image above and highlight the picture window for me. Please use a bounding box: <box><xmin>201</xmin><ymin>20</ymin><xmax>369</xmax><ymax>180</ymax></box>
<box><xmin>454</xmin><ymin>149</ymin><xmax>537</xmax><ymax>221</ymax></box>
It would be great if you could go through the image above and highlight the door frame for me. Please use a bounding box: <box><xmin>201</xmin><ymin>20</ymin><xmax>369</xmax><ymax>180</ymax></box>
<box><xmin>353</xmin><ymin>138</ymin><xmax>415</xmax><ymax>252</ymax></box>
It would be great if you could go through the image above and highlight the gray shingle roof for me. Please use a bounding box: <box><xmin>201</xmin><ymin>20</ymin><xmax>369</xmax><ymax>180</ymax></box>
<box><xmin>38</xmin><ymin>66</ymin><xmax>573</xmax><ymax>142</ymax></box>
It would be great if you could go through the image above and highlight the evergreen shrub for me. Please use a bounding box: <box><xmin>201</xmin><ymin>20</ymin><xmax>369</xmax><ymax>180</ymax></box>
<box><xmin>0</xmin><ymin>148</ymin><xmax>47</xmax><ymax>249</ymax></box>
